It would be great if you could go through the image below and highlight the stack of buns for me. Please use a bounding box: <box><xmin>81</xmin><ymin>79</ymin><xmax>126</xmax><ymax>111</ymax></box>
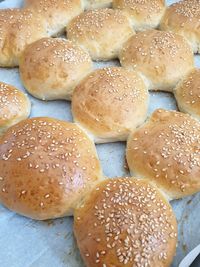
<box><xmin>1</xmin><ymin>0</ymin><xmax>200</xmax><ymax>266</ymax></box>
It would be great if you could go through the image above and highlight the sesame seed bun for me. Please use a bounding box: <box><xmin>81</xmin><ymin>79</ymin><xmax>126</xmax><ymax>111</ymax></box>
<box><xmin>113</xmin><ymin>0</ymin><xmax>166</xmax><ymax>31</ymax></box>
<box><xmin>83</xmin><ymin>0</ymin><xmax>112</xmax><ymax>9</ymax></box>
<box><xmin>119</xmin><ymin>30</ymin><xmax>194</xmax><ymax>92</ymax></box>
<box><xmin>74</xmin><ymin>177</ymin><xmax>177</xmax><ymax>267</ymax></box>
<box><xmin>67</xmin><ymin>8</ymin><xmax>134</xmax><ymax>61</ymax></box>
<box><xmin>0</xmin><ymin>8</ymin><xmax>47</xmax><ymax>67</ymax></box>
<box><xmin>19</xmin><ymin>38</ymin><xmax>93</xmax><ymax>101</ymax></box>
<box><xmin>0</xmin><ymin>82</ymin><xmax>31</xmax><ymax>135</ymax></box>
<box><xmin>174</xmin><ymin>68</ymin><xmax>200</xmax><ymax>120</ymax></box>
<box><xmin>0</xmin><ymin>117</ymin><xmax>103</xmax><ymax>220</ymax></box>
<box><xmin>24</xmin><ymin>0</ymin><xmax>83</xmax><ymax>36</ymax></box>
<box><xmin>160</xmin><ymin>0</ymin><xmax>200</xmax><ymax>54</ymax></box>
<box><xmin>72</xmin><ymin>67</ymin><xmax>149</xmax><ymax>143</ymax></box>
<box><xmin>126</xmin><ymin>109</ymin><xmax>200</xmax><ymax>200</ymax></box>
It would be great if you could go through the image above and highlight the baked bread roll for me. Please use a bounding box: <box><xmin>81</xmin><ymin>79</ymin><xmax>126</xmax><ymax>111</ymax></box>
<box><xmin>83</xmin><ymin>0</ymin><xmax>112</xmax><ymax>9</ymax></box>
<box><xmin>19</xmin><ymin>38</ymin><xmax>93</xmax><ymax>101</ymax></box>
<box><xmin>113</xmin><ymin>0</ymin><xmax>166</xmax><ymax>31</ymax></box>
<box><xmin>174</xmin><ymin>68</ymin><xmax>200</xmax><ymax>120</ymax></box>
<box><xmin>67</xmin><ymin>8</ymin><xmax>134</xmax><ymax>61</ymax></box>
<box><xmin>160</xmin><ymin>0</ymin><xmax>200</xmax><ymax>53</ymax></box>
<box><xmin>126</xmin><ymin>109</ymin><xmax>200</xmax><ymax>200</ymax></box>
<box><xmin>119</xmin><ymin>30</ymin><xmax>194</xmax><ymax>92</ymax></box>
<box><xmin>0</xmin><ymin>82</ymin><xmax>30</xmax><ymax>135</ymax></box>
<box><xmin>74</xmin><ymin>177</ymin><xmax>177</xmax><ymax>267</ymax></box>
<box><xmin>0</xmin><ymin>117</ymin><xmax>103</xmax><ymax>220</ymax></box>
<box><xmin>0</xmin><ymin>8</ymin><xmax>47</xmax><ymax>67</ymax></box>
<box><xmin>72</xmin><ymin>67</ymin><xmax>149</xmax><ymax>143</ymax></box>
<box><xmin>24</xmin><ymin>0</ymin><xmax>83</xmax><ymax>36</ymax></box>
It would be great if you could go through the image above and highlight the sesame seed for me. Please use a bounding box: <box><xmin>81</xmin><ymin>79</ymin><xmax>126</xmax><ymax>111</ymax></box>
<box><xmin>127</xmin><ymin>109</ymin><xmax>200</xmax><ymax>192</ymax></box>
<box><xmin>76</xmin><ymin>178</ymin><xmax>177</xmax><ymax>266</ymax></box>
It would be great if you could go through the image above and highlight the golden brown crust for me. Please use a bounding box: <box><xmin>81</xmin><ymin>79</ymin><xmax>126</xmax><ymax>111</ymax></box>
<box><xmin>83</xmin><ymin>0</ymin><xmax>112</xmax><ymax>9</ymax></box>
<box><xmin>74</xmin><ymin>177</ymin><xmax>177</xmax><ymax>267</ymax></box>
<box><xmin>0</xmin><ymin>82</ymin><xmax>31</xmax><ymax>134</ymax></box>
<box><xmin>24</xmin><ymin>0</ymin><xmax>83</xmax><ymax>36</ymax></box>
<box><xmin>119</xmin><ymin>30</ymin><xmax>194</xmax><ymax>92</ymax></box>
<box><xmin>19</xmin><ymin>38</ymin><xmax>93</xmax><ymax>101</ymax></box>
<box><xmin>0</xmin><ymin>117</ymin><xmax>103</xmax><ymax>220</ymax></box>
<box><xmin>67</xmin><ymin>8</ymin><xmax>134</xmax><ymax>61</ymax></box>
<box><xmin>0</xmin><ymin>8</ymin><xmax>47</xmax><ymax>67</ymax></box>
<box><xmin>174</xmin><ymin>68</ymin><xmax>200</xmax><ymax>120</ymax></box>
<box><xmin>113</xmin><ymin>0</ymin><xmax>166</xmax><ymax>31</ymax></box>
<box><xmin>72</xmin><ymin>67</ymin><xmax>149</xmax><ymax>143</ymax></box>
<box><xmin>160</xmin><ymin>0</ymin><xmax>200</xmax><ymax>53</ymax></box>
<box><xmin>126</xmin><ymin>109</ymin><xmax>200</xmax><ymax>199</ymax></box>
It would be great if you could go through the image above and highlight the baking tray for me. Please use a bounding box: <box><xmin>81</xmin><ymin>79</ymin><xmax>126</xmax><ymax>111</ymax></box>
<box><xmin>0</xmin><ymin>0</ymin><xmax>200</xmax><ymax>266</ymax></box>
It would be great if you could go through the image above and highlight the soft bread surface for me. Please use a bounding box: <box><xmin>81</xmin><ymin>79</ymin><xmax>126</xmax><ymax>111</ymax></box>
<box><xmin>174</xmin><ymin>68</ymin><xmax>200</xmax><ymax>120</ymax></box>
<box><xmin>72</xmin><ymin>67</ymin><xmax>149</xmax><ymax>143</ymax></box>
<box><xmin>160</xmin><ymin>0</ymin><xmax>200</xmax><ymax>53</ymax></box>
<box><xmin>0</xmin><ymin>8</ymin><xmax>47</xmax><ymax>67</ymax></box>
<box><xmin>119</xmin><ymin>30</ymin><xmax>194</xmax><ymax>92</ymax></box>
<box><xmin>19</xmin><ymin>38</ymin><xmax>93</xmax><ymax>101</ymax></box>
<box><xmin>126</xmin><ymin>109</ymin><xmax>200</xmax><ymax>199</ymax></box>
<box><xmin>0</xmin><ymin>117</ymin><xmax>103</xmax><ymax>220</ymax></box>
<box><xmin>0</xmin><ymin>82</ymin><xmax>30</xmax><ymax>134</ymax></box>
<box><xmin>83</xmin><ymin>0</ymin><xmax>112</xmax><ymax>9</ymax></box>
<box><xmin>67</xmin><ymin>8</ymin><xmax>134</xmax><ymax>61</ymax></box>
<box><xmin>24</xmin><ymin>0</ymin><xmax>83</xmax><ymax>36</ymax></box>
<box><xmin>74</xmin><ymin>177</ymin><xmax>177</xmax><ymax>267</ymax></box>
<box><xmin>113</xmin><ymin>0</ymin><xmax>166</xmax><ymax>31</ymax></box>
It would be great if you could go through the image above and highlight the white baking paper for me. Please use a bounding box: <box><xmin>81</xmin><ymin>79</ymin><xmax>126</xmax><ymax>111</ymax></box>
<box><xmin>0</xmin><ymin>1</ymin><xmax>200</xmax><ymax>266</ymax></box>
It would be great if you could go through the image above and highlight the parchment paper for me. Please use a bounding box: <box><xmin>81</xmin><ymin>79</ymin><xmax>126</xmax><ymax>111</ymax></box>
<box><xmin>0</xmin><ymin>1</ymin><xmax>199</xmax><ymax>266</ymax></box>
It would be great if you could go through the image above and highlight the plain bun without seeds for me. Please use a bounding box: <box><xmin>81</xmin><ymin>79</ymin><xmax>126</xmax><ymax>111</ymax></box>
<box><xmin>0</xmin><ymin>117</ymin><xmax>103</xmax><ymax>220</ymax></box>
